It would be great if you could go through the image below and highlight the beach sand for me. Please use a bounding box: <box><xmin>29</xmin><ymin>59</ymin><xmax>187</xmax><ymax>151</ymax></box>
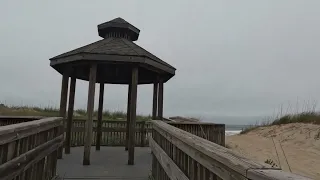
<box><xmin>226</xmin><ymin>123</ymin><xmax>320</xmax><ymax>179</ymax></box>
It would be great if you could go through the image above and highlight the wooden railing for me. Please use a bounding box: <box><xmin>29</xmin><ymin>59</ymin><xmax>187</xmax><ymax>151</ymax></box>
<box><xmin>0</xmin><ymin>117</ymin><xmax>63</xmax><ymax>180</ymax></box>
<box><xmin>150</xmin><ymin>120</ymin><xmax>312</xmax><ymax>180</ymax></box>
<box><xmin>167</xmin><ymin>122</ymin><xmax>225</xmax><ymax>146</ymax></box>
<box><xmin>68</xmin><ymin>119</ymin><xmax>152</xmax><ymax>147</ymax></box>
<box><xmin>0</xmin><ymin>116</ymin><xmax>43</xmax><ymax>126</ymax></box>
<box><xmin>67</xmin><ymin>120</ymin><xmax>225</xmax><ymax>147</ymax></box>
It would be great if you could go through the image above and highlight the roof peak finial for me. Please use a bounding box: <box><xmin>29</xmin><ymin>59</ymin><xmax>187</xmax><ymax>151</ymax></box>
<box><xmin>97</xmin><ymin>17</ymin><xmax>140</xmax><ymax>41</ymax></box>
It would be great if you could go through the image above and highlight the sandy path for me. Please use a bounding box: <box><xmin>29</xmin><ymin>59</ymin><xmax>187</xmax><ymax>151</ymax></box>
<box><xmin>226</xmin><ymin>123</ymin><xmax>320</xmax><ymax>179</ymax></box>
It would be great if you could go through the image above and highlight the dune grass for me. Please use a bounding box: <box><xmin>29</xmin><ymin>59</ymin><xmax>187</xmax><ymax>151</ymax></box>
<box><xmin>240</xmin><ymin>112</ymin><xmax>320</xmax><ymax>134</ymax></box>
<box><xmin>240</xmin><ymin>100</ymin><xmax>320</xmax><ymax>134</ymax></box>
<box><xmin>0</xmin><ymin>103</ymin><xmax>151</xmax><ymax>121</ymax></box>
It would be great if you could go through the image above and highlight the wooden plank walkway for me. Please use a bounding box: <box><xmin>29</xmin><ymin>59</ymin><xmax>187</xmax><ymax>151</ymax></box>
<box><xmin>56</xmin><ymin>147</ymin><xmax>151</xmax><ymax>180</ymax></box>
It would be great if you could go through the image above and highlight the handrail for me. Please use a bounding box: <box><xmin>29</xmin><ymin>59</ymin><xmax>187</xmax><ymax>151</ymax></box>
<box><xmin>0</xmin><ymin>117</ymin><xmax>63</xmax><ymax>180</ymax></box>
<box><xmin>167</xmin><ymin>121</ymin><xmax>225</xmax><ymax>146</ymax></box>
<box><xmin>150</xmin><ymin>120</ymin><xmax>312</xmax><ymax>180</ymax></box>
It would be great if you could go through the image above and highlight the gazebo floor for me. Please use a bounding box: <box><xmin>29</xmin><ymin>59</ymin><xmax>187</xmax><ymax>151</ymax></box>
<box><xmin>56</xmin><ymin>147</ymin><xmax>151</xmax><ymax>180</ymax></box>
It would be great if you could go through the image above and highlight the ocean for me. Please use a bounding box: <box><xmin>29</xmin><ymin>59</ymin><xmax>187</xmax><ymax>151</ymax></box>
<box><xmin>225</xmin><ymin>124</ymin><xmax>248</xmax><ymax>136</ymax></box>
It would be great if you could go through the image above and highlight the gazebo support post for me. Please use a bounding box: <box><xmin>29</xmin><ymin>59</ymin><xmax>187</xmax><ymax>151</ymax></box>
<box><xmin>157</xmin><ymin>79</ymin><xmax>164</xmax><ymax>120</ymax></box>
<box><xmin>58</xmin><ymin>74</ymin><xmax>69</xmax><ymax>159</ymax></box>
<box><xmin>96</xmin><ymin>83</ymin><xmax>104</xmax><ymax>151</ymax></box>
<box><xmin>83</xmin><ymin>64</ymin><xmax>97</xmax><ymax>165</ymax></box>
<box><xmin>152</xmin><ymin>82</ymin><xmax>158</xmax><ymax>120</ymax></box>
<box><xmin>65</xmin><ymin>76</ymin><xmax>76</xmax><ymax>154</ymax></box>
<box><xmin>125</xmin><ymin>83</ymin><xmax>132</xmax><ymax>151</ymax></box>
<box><xmin>128</xmin><ymin>66</ymin><xmax>138</xmax><ymax>165</ymax></box>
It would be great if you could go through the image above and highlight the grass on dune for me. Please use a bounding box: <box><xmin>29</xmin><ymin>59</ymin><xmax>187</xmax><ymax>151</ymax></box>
<box><xmin>240</xmin><ymin>111</ymin><xmax>320</xmax><ymax>134</ymax></box>
<box><xmin>0</xmin><ymin>104</ymin><xmax>151</xmax><ymax>121</ymax></box>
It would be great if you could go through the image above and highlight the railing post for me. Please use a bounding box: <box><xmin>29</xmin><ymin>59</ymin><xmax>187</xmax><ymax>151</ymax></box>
<box><xmin>140</xmin><ymin>121</ymin><xmax>145</xmax><ymax>147</ymax></box>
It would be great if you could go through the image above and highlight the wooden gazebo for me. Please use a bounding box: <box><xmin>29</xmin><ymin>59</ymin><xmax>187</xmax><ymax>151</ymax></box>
<box><xmin>49</xmin><ymin>17</ymin><xmax>176</xmax><ymax>165</ymax></box>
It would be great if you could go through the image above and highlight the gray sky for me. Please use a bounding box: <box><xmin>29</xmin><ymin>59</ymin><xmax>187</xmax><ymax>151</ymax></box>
<box><xmin>1</xmin><ymin>1</ymin><xmax>320</xmax><ymax>124</ymax></box>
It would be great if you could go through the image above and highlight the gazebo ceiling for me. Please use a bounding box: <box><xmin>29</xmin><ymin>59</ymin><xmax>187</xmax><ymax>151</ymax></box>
<box><xmin>49</xmin><ymin>17</ymin><xmax>176</xmax><ymax>84</ymax></box>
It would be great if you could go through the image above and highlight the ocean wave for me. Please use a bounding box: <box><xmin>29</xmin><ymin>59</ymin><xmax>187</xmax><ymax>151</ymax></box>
<box><xmin>225</xmin><ymin>130</ymin><xmax>241</xmax><ymax>136</ymax></box>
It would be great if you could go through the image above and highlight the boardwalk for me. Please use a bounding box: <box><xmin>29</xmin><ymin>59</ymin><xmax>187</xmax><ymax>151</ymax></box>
<box><xmin>56</xmin><ymin>147</ymin><xmax>151</xmax><ymax>180</ymax></box>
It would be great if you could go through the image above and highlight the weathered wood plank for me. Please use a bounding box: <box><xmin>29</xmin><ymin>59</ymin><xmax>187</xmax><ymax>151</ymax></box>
<box><xmin>0</xmin><ymin>117</ymin><xmax>63</xmax><ymax>145</ymax></box>
<box><xmin>153</xmin><ymin>125</ymin><xmax>247</xmax><ymax>180</ymax></box>
<box><xmin>58</xmin><ymin>74</ymin><xmax>69</xmax><ymax>159</ymax></box>
<box><xmin>83</xmin><ymin>63</ymin><xmax>97</xmax><ymax>165</ymax></box>
<box><xmin>96</xmin><ymin>83</ymin><xmax>104</xmax><ymax>151</ymax></box>
<box><xmin>152</xmin><ymin>121</ymin><xmax>309</xmax><ymax>180</ymax></box>
<box><xmin>125</xmin><ymin>83</ymin><xmax>132</xmax><ymax>151</ymax></box>
<box><xmin>128</xmin><ymin>66</ymin><xmax>138</xmax><ymax>165</ymax></box>
<box><xmin>0</xmin><ymin>141</ymin><xmax>62</xmax><ymax>180</ymax></box>
<box><xmin>0</xmin><ymin>135</ymin><xmax>63</xmax><ymax>175</ymax></box>
<box><xmin>152</xmin><ymin>121</ymin><xmax>271</xmax><ymax>178</ymax></box>
<box><xmin>152</xmin><ymin>82</ymin><xmax>158</xmax><ymax>119</ymax></box>
<box><xmin>65</xmin><ymin>76</ymin><xmax>76</xmax><ymax>154</ymax></box>
<box><xmin>70</xmin><ymin>127</ymin><xmax>152</xmax><ymax>132</ymax></box>
<box><xmin>157</xmin><ymin>79</ymin><xmax>164</xmax><ymax>120</ymax></box>
<box><xmin>149</xmin><ymin>137</ymin><xmax>188</xmax><ymax>180</ymax></box>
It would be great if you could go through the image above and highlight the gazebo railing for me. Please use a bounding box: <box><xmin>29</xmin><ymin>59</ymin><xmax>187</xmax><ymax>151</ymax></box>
<box><xmin>0</xmin><ymin>117</ymin><xmax>63</xmax><ymax>180</ymax></box>
<box><xmin>68</xmin><ymin>119</ymin><xmax>152</xmax><ymax>147</ymax></box>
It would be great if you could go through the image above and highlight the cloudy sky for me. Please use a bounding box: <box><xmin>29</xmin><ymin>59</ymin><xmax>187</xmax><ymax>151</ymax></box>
<box><xmin>1</xmin><ymin>1</ymin><xmax>320</xmax><ymax>124</ymax></box>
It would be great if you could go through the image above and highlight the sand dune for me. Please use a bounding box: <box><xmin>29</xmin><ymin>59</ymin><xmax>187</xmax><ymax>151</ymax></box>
<box><xmin>226</xmin><ymin>123</ymin><xmax>320</xmax><ymax>179</ymax></box>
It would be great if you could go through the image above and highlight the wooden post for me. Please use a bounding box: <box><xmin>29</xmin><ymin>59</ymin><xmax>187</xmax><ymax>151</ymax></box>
<box><xmin>125</xmin><ymin>83</ymin><xmax>132</xmax><ymax>151</ymax></box>
<box><xmin>83</xmin><ymin>64</ymin><xmax>97</xmax><ymax>165</ymax></box>
<box><xmin>128</xmin><ymin>66</ymin><xmax>138</xmax><ymax>165</ymax></box>
<box><xmin>96</xmin><ymin>83</ymin><xmax>104</xmax><ymax>151</ymax></box>
<box><xmin>65</xmin><ymin>76</ymin><xmax>76</xmax><ymax>154</ymax></box>
<box><xmin>58</xmin><ymin>74</ymin><xmax>69</xmax><ymax>159</ymax></box>
<box><xmin>152</xmin><ymin>82</ymin><xmax>158</xmax><ymax>120</ymax></box>
<box><xmin>157</xmin><ymin>79</ymin><xmax>164</xmax><ymax>120</ymax></box>
<box><xmin>140</xmin><ymin>121</ymin><xmax>145</xmax><ymax>147</ymax></box>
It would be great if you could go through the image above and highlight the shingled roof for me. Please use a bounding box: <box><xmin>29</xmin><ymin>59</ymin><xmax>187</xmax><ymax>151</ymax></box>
<box><xmin>50</xmin><ymin>37</ymin><xmax>175</xmax><ymax>69</ymax></box>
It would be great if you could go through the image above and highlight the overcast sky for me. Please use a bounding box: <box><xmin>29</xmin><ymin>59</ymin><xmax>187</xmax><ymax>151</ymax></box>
<box><xmin>1</xmin><ymin>1</ymin><xmax>320</xmax><ymax>124</ymax></box>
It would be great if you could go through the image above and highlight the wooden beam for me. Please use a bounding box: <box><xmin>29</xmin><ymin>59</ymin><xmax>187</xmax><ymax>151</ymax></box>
<box><xmin>128</xmin><ymin>66</ymin><xmax>138</xmax><ymax>165</ymax></box>
<box><xmin>152</xmin><ymin>82</ymin><xmax>158</xmax><ymax>120</ymax></box>
<box><xmin>96</xmin><ymin>83</ymin><xmax>104</xmax><ymax>151</ymax></box>
<box><xmin>125</xmin><ymin>83</ymin><xmax>132</xmax><ymax>151</ymax></box>
<box><xmin>58</xmin><ymin>74</ymin><xmax>69</xmax><ymax>159</ymax></box>
<box><xmin>65</xmin><ymin>77</ymin><xmax>76</xmax><ymax>154</ymax></box>
<box><xmin>157</xmin><ymin>79</ymin><xmax>164</xmax><ymax>120</ymax></box>
<box><xmin>83</xmin><ymin>64</ymin><xmax>97</xmax><ymax>165</ymax></box>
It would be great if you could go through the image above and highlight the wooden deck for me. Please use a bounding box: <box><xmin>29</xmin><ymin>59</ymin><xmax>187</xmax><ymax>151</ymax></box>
<box><xmin>56</xmin><ymin>147</ymin><xmax>151</xmax><ymax>180</ymax></box>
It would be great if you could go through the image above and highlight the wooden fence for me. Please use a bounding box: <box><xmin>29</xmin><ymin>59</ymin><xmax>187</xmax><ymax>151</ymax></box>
<box><xmin>69</xmin><ymin>119</ymin><xmax>152</xmax><ymax>147</ymax></box>
<box><xmin>68</xmin><ymin>120</ymin><xmax>226</xmax><ymax>147</ymax></box>
<box><xmin>0</xmin><ymin>117</ymin><xmax>63</xmax><ymax>180</ymax></box>
<box><xmin>167</xmin><ymin>122</ymin><xmax>225</xmax><ymax>146</ymax></box>
<box><xmin>150</xmin><ymin>120</ymin><xmax>312</xmax><ymax>180</ymax></box>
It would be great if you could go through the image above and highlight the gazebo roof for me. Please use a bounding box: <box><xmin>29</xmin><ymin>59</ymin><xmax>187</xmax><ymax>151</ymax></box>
<box><xmin>50</xmin><ymin>17</ymin><xmax>176</xmax><ymax>84</ymax></box>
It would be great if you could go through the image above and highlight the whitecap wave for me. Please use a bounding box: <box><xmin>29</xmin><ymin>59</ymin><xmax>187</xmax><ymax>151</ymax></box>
<box><xmin>225</xmin><ymin>130</ymin><xmax>241</xmax><ymax>136</ymax></box>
